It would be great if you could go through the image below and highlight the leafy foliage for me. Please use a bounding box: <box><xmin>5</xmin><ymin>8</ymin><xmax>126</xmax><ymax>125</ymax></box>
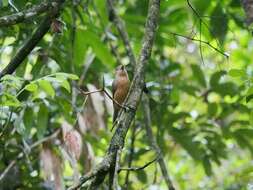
<box><xmin>0</xmin><ymin>0</ymin><xmax>253</xmax><ymax>189</ymax></box>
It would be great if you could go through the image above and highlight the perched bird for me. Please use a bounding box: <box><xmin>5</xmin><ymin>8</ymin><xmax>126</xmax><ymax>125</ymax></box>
<box><xmin>112</xmin><ymin>65</ymin><xmax>130</xmax><ymax>122</ymax></box>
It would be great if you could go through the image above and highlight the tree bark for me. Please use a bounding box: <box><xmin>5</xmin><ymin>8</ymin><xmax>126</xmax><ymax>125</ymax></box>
<box><xmin>241</xmin><ymin>0</ymin><xmax>253</xmax><ymax>24</ymax></box>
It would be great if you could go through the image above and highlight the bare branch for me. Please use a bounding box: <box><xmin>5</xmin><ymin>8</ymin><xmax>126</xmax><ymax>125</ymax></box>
<box><xmin>78</xmin><ymin>88</ymin><xmax>103</xmax><ymax>95</ymax></box>
<box><xmin>186</xmin><ymin>0</ymin><xmax>225</xmax><ymax>57</ymax></box>
<box><xmin>119</xmin><ymin>155</ymin><xmax>158</xmax><ymax>172</ymax></box>
<box><xmin>167</xmin><ymin>31</ymin><xmax>229</xmax><ymax>58</ymax></box>
<box><xmin>67</xmin><ymin>153</ymin><xmax>114</xmax><ymax>190</ymax></box>
<box><xmin>143</xmin><ymin>95</ymin><xmax>175</xmax><ymax>190</ymax></box>
<box><xmin>77</xmin><ymin>86</ymin><xmax>127</xmax><ymax>110</ymax></box>
<box><xmin>0</xmin><ymin>0</ymin><xmax>65</xmax><ymax>80</ymax></box>
<box><xmin>241</xmin><ymin>0</ymin><xmax>253</xmax><ymax>25</ymax></box>
<box><xmin>124</xmin><ymin>124</ymin><xmax>137</xmax><ymax>188</ymax></box>
<box><xmin>0</xmin><ymin>1</ymin><xmax>57</xmax><ymax>27</ymax></box>
<box><xmin>68</xmin><ymin>0</ymin><xmax>161</xmax><ymax>189</ymax></box>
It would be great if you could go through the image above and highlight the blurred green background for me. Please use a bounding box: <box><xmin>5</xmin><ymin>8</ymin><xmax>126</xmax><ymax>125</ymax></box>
<box><xmin>0</xmin><ymin>0</ymin><xmax>253</xmax><ymax>189</ymax></box>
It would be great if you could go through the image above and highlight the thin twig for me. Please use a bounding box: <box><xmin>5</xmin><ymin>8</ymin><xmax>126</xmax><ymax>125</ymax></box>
<box><xmin>8</xmin><ymin>0</ymin><xmax>19</xmax><ymax>12</ymax></box>
<box><xmin>0</xmin><ymin>160</ymin><xmax>16</xmax><ymax>181</ymax></box>
<box><xmin>104</xmin><ymin>89</ymin><xmax>128</xmax><ymax>110</ymax></box>
<box><xmin>199</xmin><ymin>20</ymin><xmax>204</xmax><ymax>65</ymax></box>
<box><xmin>78</xmin><ymin>88</ymin><xmax>103</xmax><ymax>95</ymax></box>
<box><xmin>124</xmin><ymin>124</ymin><xmax>137</xmax><ymax>188</ymax></box>
<box><xmin>119</xmin><ymin>155</ymin><xmax>158</xmax><ymax>172</ymax></box>
<box><xmin>77</xmin><ymin>86</ymin><xmax>127</xmax><ymax>110</ymax></box>
<box><xmin>0</xmin><ymin>1</ymin><xmax>57</xmax><ymax>27</ymax></box>
<box><xmin>68</xmin><ymin>0</ymin><xmax>161</xmax><ymax>189</ymax></box>
<box><xmin>167</xmin><ymin>31</ymin><xmax>229</xmax><ymax>58</ymax></box>
<box><xmin>143</xmin><ymin>95</ymin><xmax>175</xmax><ymax>190</ymax></box>
<box><xmin>186</xmin><ymin>0</ymin><xmax>223</xmax><ymax>53</ymax></box>
<box><xmin>0</xmin><ymin>0</ymin><xmax>65</xmax><ymax>79</ymax></box>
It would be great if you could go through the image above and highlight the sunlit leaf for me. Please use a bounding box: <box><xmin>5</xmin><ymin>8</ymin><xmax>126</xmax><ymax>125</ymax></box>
<box><xmin>228</xmin><ymin>69</ymin><xmax>246</xmax><ymax>78</ymax></box>
<box><xmin>24</xmin><ymin>83</ymin><xmax>38</xmax><ymax>92</ymax></box>
<box><xmin>0</xmin><ymin>93</ymin><xmax>21</xmax><ymax>107</ymax></box>
<box><xmin>38</xmin><ymin>80</ymin><xmax>55</xmax><ymax>98</ymax></box>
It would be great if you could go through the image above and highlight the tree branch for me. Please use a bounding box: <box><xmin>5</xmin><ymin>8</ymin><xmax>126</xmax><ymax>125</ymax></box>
<box><xmin>241</xmin><ymin>0</ymin><xmax>253</xmax><ymax>25</ymax></box>
<box><xmin>111</xmin><ymin>149</ymin><xmax>121</xmax><ymax>190</ymax></box>
<box><xmin>143</xmin><ymin>95</ymin><xmax>175</xmax><ymax>190</ymax></box>
<box><xmin>167</xmin><ymin>31</ymin><xmax>229</xmax><ymax>58</ymax></box>
<box><xmin>68</xmin><ymin>153</ymin><xmax>114</xmax><ymax>190</ymax></box>
<box><xmin>0</xmin><ymin>0</ymin><xmax>65</xmax><ymax>80</ymax></box>
<box><xmin>119</xmin><ymin>155</ymin><xmax>158</xmax><ymax>172</ymax></box>
<box><xmin>0</xmin><ymin>1</ymin><xmax>57</xmax><ymax>27</ymax></box>
<box><xmin>124</xmin><ymin>124</ymin><xmax>137</xmax><ymax>188</ymax></box>
<box><xmin>68</xmin><ymin>0</ymin><xmax>161</xmax><ymax>189</ymax></box>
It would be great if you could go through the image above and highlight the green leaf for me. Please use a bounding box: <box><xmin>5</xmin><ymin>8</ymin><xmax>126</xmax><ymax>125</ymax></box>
<box><xmin>250</xmin><ymin>111</ymin><xmax>253</xmax><ymax>126</ymax></box>
<box><xmin>228</xmin><ymin>69</ymin><xmax>246</xmax><ymax>78</ymax></box>
<box><xmin>1</xmin><ymin>74</ymin><xmax>23</xmax><ymax>89</ymax></box>
<box><xmin>61</xmin><ymin>79</ymin><xmax>71</xmax><ymax>92</ymax></box>
<box><xmin>202</xmin><ymin>156</ymin><xmax>212</xmax><ymax>176</ymax></box>
<box><xmin>210</xmin><ymin>3</ymin><xmax>228</xmax><ymax>44</ymax></box>
<box><xmin>14</xmin><ymin>109</ymin><xmax>25</xmax><ymax>135</ymax></box>
<box><xmin>234</xmin><ymin>128</ymin><xmax>253</xmax><ymax>138</ymax></box>
<box><xmin>37</xmin><ymin>103</ymin><xmax>48</xmax><ymax>139</ymax></box>
<box><xmin>55</xmin><ymin>72</ymin><xmax>79</xmax><ymax>80</ymax></box>
<box><xmin>212</xmin><ymin>82</ymin><xmax>238</xmax><ymax>97</ymax></box>
<box><xmin>31</xmin><ymin>54</ymin><xmax>45</xmax><ymax>78</ymax></box>
<box><xmin>191</xmin><ymin>64</ymin><xmax>206</xmax><ymax>88</ymax></box>
<box><xmin>210</xmin><ymin>71</ymin><xmax>226</xmax><ymax>88</ymax></box>
<box><xmin>1</xmin><ymin>74</ymin><xmax>23</xmax><ymax>82</ymax></box>
<box><xmin>0</xmin><ymin>93</ymin><xmax>21</xmax><ymax>107</ymax></box>
<box><xmin>180</xmin><ymin>84</ymin><xmax>199</xmax><ymax>96</ymax></box>
<box><xmin>246</xmin><ymin>94</ymin><xmax>253</xmax><ymax>103</ymax></box>
<box><xmin>74</xmin><ymin>29</ymin><xmax>88</xmax><ymax>66</ymax></box>
<box><xmin>24</xmin><ymin>83</ymin><xmax>38</xmax><ymax>92</ymax></box>
<box><xmin>246</xmin><ymin>87</ymin><xmax>253</xmax><ymax>103</ymax></box>
<box><xmin>3</xmin><ymin>0</ymin><xmax>9</xmax><ymax>7</ymax></box>
<box><xmin>38</xmin><ymin>80</ymin><xmax>55</xmax><ymax>97</ymax></box>
<box><xmin>136</xmin><ymin>170</ymin><xmax>148</xmax><ymax>183</ymax></box>
<box><xmin>207</xmin><ymin>103</ymin><xmax>218</xmax><ymax>117</ymax></box>
<box><xmin>79</xmin><ymin>29</ymin><xmax>115</xmax><ymax>66</ymax></box>
<box><xmin>23</xmin><ymin>107</ymin><xmax>34</xmax><ymax>138</ymax></box>
<box><xmin>192</xmin><ymin>0</ymin><xmax>210</xmax><ymax>15</ymax></box>
<box><xmin>168</xmin><ymin>127</ymin><xmax>203</xmax><ymax>160</ymax></box>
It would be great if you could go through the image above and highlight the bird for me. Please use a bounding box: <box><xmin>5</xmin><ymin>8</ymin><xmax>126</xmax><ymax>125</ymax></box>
<box><xmin>112</xmin><ymin>65</ymin><xmax>130</xmax><ymax>123</ymax></box>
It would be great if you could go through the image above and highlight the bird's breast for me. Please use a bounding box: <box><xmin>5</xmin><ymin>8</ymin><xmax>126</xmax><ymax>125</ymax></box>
<box><xmin>114</xmin><ymin>78</ymin><xmax>130</xmax><ymax>106</ymax></box>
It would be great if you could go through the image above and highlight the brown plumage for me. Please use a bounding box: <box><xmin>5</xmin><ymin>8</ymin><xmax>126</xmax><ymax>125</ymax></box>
<box><xmin>112</xmin><ymin>65</ymin><xmax>130</xmax><ymax>122</ymax></box>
